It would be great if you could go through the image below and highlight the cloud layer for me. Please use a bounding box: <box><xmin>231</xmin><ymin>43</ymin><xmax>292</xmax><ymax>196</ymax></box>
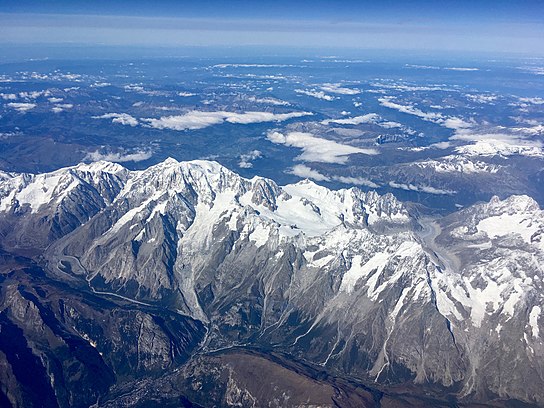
<box><xmin>143</xmin><ymin>110</ymin><xmax>312</xmax><ymax>130</ymax></box>
<box><xmin>295</xmin><ymin>89</ymin><xmax>336</xmax><ymax>101</ymax></box>
<box><xmin>85</xmin><ymin>149</ymin><xmax>152</xmax><ymax>162</ymax></box>
<box><xmin>238</xmin><ymin>150</ymin><xmax>262</xmax><ymax>168</ymax></box>
<box><xmin>378</xmin><ymin>96</ymin><xmax>472</xmax><ymax>130</ymax></box>
<box><xmin>289</xmin><ymin>164</ymin><xmax>379</xmax><ymax>188</ymax></box>
<box><xmin>7</xmin><ymin>102</ymin><xmax>36</xmax><ymax>112</ymax></box>
<box><xmin>93</xmin><ymin>113</ymin><xmax>139</xmax><ymax>126</ymax></box>
<box><xmin>267</xmin><ymin>130</ymin><xmax>377</xmax><ymax>164</ymax></box>
<box><xmin>320</xmin><ymin>83</ymin><xmax>361</xmax><ymax>95</ymax></box>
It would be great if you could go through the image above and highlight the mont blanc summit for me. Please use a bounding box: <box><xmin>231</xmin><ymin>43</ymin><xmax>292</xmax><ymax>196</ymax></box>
<box><xmin>0</xmin><ymin>159</ymin><xmax>542</xmax><ymax>406</ymax></box>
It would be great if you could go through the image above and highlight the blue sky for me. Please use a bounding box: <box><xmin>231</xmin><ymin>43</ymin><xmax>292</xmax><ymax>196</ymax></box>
<box><xmin>1</xmin><ymin>0</ymin><xmax>543</xmax><ymax>54</ymax></box>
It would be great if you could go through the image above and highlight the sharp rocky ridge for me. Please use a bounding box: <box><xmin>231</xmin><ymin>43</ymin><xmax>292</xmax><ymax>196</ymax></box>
<box><xmin>0</xmin><ymin>157</ymin><xmax>543</xmax><ymax>406</ymax></box>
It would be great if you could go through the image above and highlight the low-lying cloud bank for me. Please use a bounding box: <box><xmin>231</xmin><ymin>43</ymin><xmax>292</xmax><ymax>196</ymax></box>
<box><xmin>378</xmin><ymin>96</ymin><xmax>472</xmax><ymax>130</ymax></box>
<box><xmin>289</xmin><ymin>164</ymin><xmax>379</xmax><ymax>188</ymax></box>
<box><xmin>85</xmin><ymin>149</ymin><xmax>152</xmax><ymax>162</ymax></box>
<box><xmin>452</xmin><ymin>131</ymin><xmax>544</xmax><ymax>158</ymax></box>
<box><xmin>267</xmin><ymin>130</ymin><xmax>378</xmax><ymax>164</ymax></box>
<box><xmin>389</xmin><ymin>181</ymin><xmax>456</xmax><ymax>195</ymax></box>
<box><xmin>246</xmin><ymin>96</ymin><xmax>290</xmax><ymax>106</ymax></box>
<box><xmin>238</xmin><ymin>150</ymin><xmax>262</xmax><ymax>169</ymax></box>
<box><xmin>93</xmin><ymin>113</ymin><xmax>139</xmax><ymax>126</ymax></box>
<box><xmin>320</xmin><ymin>83</ymin><xmax>361</xmax><ymax>95</ymax></box>
<box><xmin>143</xmin><ymin>110</ymin><xmax>313</xmax><ymax>131</ymax></box>
<box><xmin>7</xmin><ymin>102</ymin><xmax>36</xmax><ymax>112</ymax></box>
<box><xmin>295</xmin><ymin>89</ymin><xmax>336</xmax><ymax>101</ymax></box>
<box><xmin>321</xmin><ymin>113</ymin><xmax>414</xmax><ymax>134</ymax></box>
<box><xmin>321</xmin><ymin>113</ymin><xmax>379</xmax><ymax>126</ymax></box>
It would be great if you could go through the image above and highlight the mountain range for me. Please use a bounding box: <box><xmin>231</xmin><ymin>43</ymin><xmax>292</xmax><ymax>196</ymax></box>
<box><xmin>0</xmin><ymin>158</ymin><xmax>542</xmax><ymax>407</ymax></box>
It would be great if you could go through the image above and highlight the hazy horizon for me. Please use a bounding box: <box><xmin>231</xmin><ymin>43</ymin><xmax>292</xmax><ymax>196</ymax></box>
<box><xmin>1</xmin><ymin>0</ymin><xmax>543</xmax><ymax>56</ymax></box>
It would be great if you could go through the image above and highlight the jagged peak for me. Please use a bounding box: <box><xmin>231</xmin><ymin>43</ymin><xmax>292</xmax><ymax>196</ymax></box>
<box><xmin>485</xmin><ymin>194</ymin><xmax>540</xmax><ymax>214</ymax></box>
<box><xmin>153</xmin><ymin>158</ymin><xmax>230</xmax><ymax>174</ymax></box>
<box><xmin>73</xmin><ymin>160</ymin><xmax>128</xmax><ymax>175</ymax></box>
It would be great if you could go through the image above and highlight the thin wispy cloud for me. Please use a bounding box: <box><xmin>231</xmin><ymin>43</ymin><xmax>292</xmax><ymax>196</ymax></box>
<box><xmin>389</xmin><ymin>181</ymin><xmax>456</xmax><ymax>195</ymax></box>
<box><xmin>84</xmin><ymin>149</ymin><xmax>152</xmax><ymax>162</ymax></box>
<box><xmin>289</xmin><ymin>164</ymin><xmax>379</xmax><ymax>188</ymax></box>
<box><xmin>295</xmin><ymin>89</ymin><xmax>336</xmax><ymax>101</ymax></box>
<box><xmin>320</xmin><ymin>83</ymin><xmax>361</xmax><ymax>95</ymax></box>
<box><xmin>378</xmin><ymin>96</ymin><xmax>472</xmax><ymax>130</ymax></box>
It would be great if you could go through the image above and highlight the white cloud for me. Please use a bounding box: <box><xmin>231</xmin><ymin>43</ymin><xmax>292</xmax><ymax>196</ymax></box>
<box><xmin>289</xmin><ymin>165</ymin><xmax>380</xmax><ymax>188</ymax></box>
<box><xmin>238</xmin><ymin>150</ymin><xmax>262</xmax><ymax>168</ymax></box>
<box><xmin>295</xmin><ymin>89</ymin><xmax>336</xmax><ymax>101</ymax></box>
<box><xmin>51</xmin><ymin>103</ymin><xmax>73</xmax><ymax>113</ymax></box>
<box><xmin>518</xmin><ymin>97</ymin><xmax>544</xmax><ymax>105</ymax></box>
<box><xmin>334</xmin><ymin>175</ymin><xmax>379</xmax><ymax>188</ymax></box>
<box><xmin>289</xmin><ymin>164</ymin><xmax>330</xmax><ymax>181</ymax></box>
<box><xmin>451</xmin><ymin>131</ymin><xmax>537</xmax><ymax>144</ymax></box>
<box><xmin>124</xmin><ymin>84</ymin><xmax>145</xmax><ymax>92</ymax></box>
<box><xmin>378</xmin><ymin>96</ymin><xmax>443</xmax><ymax>121</ymax></box>
<box><xmin>213</xmin><ymin>63</ymin><xmax>296</xmax><ymax>68</ymax></box>
<box><xmin>442</xmin><ymin>117</ymin><xmax>473</xmax><ymax>130</ymax></box>
<box><xmin>321</xmin><ymin>113</ymin><xmax>380</xmax><ymax>125</ymax></box>
<box><xmin>466</xmin><ymin>94</ymin><xmax>497</xmax><ymax>104</ymax></box>
<box><xmin>267</xmin><ymin>130</ymin><xmax>377</xmax><ymax>164</ymax></box>
<box><xmin>19</xmin><ymin>90</ymin><xmax>51</xmax><ymax>99</ymax></box>
<box><xmin>379</xmin><ymin>96</ymin><xmax>472</xmax><ymax>131</ymax></box>
<box><xmin>1</xmin><ymin>93</ymin><xmax>18</xmax><ymax>100</ymax></box>
<box><xmin>85</xmin><ymin>149</ymin><xmax>152</xmax><ymax>162</ymax></box>
<box><xmin>91</xmin><ymin>82</ymin><xmax>111</xmax><ymax>88</ymax></box>
<box><xmin>7</xmin><ymin>102</ymin><xmax>36</xmax><ymax>112</ymax></box>
<box><xmin>177</xmin><ymin>91</ymin><xmax>196</xmax><ymax>97</ymax></box>
<box><xmin>451</xmin><ymin>129</ymin><xmax>544</xmax><ymax>158</ymax></box>
<box><xmin>517</xmin><ymin>66</ymin><xmax>544</xmax><ymax>75</ymax></box>
<box><xmin>432</xmin><ymin>141</ymin><xmax>452</xmax><ymax>149</ymax></box>
<box><xmin>405</xmin><ymin>64</ymin><xmax>441</xmax><ymax>70</ymax></box>
<box><xmin>511</xmin><ymin>125</ymin><xmax>544</xmax><ymax>135</ymax></box>
<box><xmin>408</xmin><ymin>141</ymin><xmax>452</xmax><ymax>152</ymax></box>
<box><xmin>455</xmin><ymin>141</ymin><xmax>544</xmax><ymax>157</ymax></box>
<box><xmin>48</xmin><ymin>97</ymin><xmax>64</xmax><ymax>103</ymax></box>
<box><xmin>320</xmin><ymin>83</ymin><xmax>361</xmax><ymax>95</ymax></box>
<box><xmin>405</xmin><ymin>64</ymin><xmax>478</xmax><ymax>72</ymax></box>
<box><xmin>143</xmin><ymin>110</ymin><xmax>312</xmax><ymax>131</ymax></box>
<box><xmin>389</xmin><ymin>181</ymin><xmax>455</xmax><ymax>195</ymax></box>
<box><xmin>444</xmin><ymin>67</ymin><xmax>479</xmax><ymax>71</ymax></box>
<box><xmin>371</xmin><ymin>82</ymin><xmax>452</xmax><ymax>92</ymax></box>
<box><xmin>93</xmin><ymin>113</ymin><xmax>139</xmax><ymax>126</ymax></box>
<box><xmin>379</xmin><ymin>121</ymin><xmax>404</xmax><ymax>129</ymax></box>
<box><xmin>246</xmin><ymin>96</ymin><xmax>290</xmax><ymax>106</ymax></box>
<box><xmin>322</xmin><ymin>112</ymin><xmax>413</xmax><ymax>133</ymax></box>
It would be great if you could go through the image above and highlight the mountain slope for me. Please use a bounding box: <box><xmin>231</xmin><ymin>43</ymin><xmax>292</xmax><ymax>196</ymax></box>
<box><xmin>0</xmin><ymin>158</ymin><xmax>542</xmax><ymax>406</ymax></box>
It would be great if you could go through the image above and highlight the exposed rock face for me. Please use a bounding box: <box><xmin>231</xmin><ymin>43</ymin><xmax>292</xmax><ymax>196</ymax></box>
<box><xmin>0</xmin><ymin>162</ymin><xmax>128</xmax><ymax>251</ymax></box>
<box><xmin>0</xmin><ymin>158</ymin><xmax>542</xmax><ymax>406</ymax></box>
<box><xmin>0</xmin><ymin>251</ymin><xmax>205</xmax><ymax>408</ymax></box>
